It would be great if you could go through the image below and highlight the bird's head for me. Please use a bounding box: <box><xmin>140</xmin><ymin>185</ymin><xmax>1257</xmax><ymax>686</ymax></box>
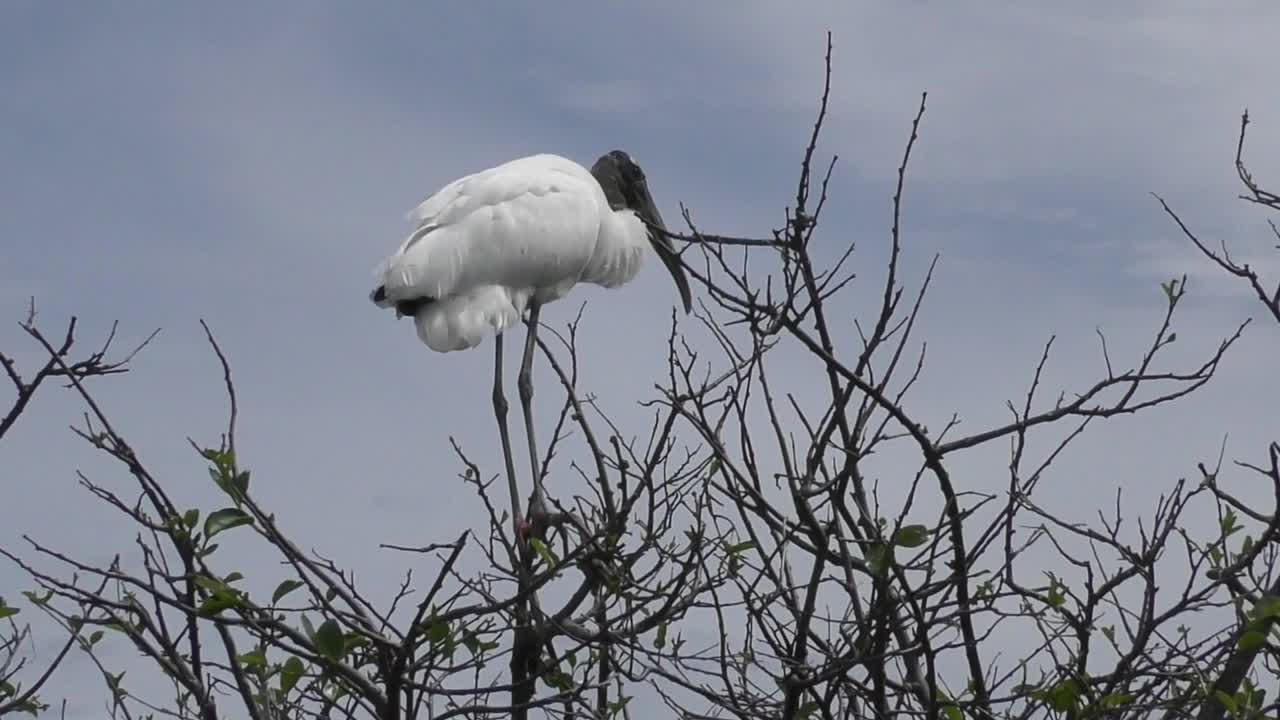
<box><xmin>591</xmin><ymin>150</ymin><xmax>693</xmax><ymax>314</ymax></box>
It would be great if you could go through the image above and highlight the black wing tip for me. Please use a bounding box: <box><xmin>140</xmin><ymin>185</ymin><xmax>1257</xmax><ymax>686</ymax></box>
<box><xmin>395</xmin><ymin>297</ymin><xmax>436</xmax><ymax>317</ymax></box>
<box><xmin>371</xmin><ymin>285</ymin><xmax>435</xmax><ymax>317</ymax></box>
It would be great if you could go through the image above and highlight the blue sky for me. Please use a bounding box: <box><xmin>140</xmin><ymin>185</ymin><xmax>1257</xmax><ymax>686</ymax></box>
<box><xmin>3</xmin><ymin>2</ymin><xmax>1280</xmax><ymax>715</ymax></box>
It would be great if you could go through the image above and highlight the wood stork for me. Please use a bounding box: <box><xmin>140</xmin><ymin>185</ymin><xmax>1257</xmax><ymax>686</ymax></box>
<box><xmin>369</xmin><ymin>151</ymin><xmax>692</xmax><ymax>539</ymax></box>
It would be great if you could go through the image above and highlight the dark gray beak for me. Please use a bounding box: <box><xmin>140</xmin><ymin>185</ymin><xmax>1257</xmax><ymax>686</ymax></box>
<box><xmin>636</xmin><ymin>182</ymin><xmax>692</xmax><ymax>314</ymax></box>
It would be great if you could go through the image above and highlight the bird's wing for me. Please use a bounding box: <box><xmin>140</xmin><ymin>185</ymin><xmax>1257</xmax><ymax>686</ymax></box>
<box><xmin>406</xmin><ymin>154</ymin><xmax>592</xmax><ymax>228</ymax></box>
<box><xmin>413</xmin><ymin>285</ymin><xmax>530</xmax><ymax>352</ymax></box>
<box><xmin>379</xmin><ymin>155</ymin><xmax>604</xmax><ymax>302</ymax></box>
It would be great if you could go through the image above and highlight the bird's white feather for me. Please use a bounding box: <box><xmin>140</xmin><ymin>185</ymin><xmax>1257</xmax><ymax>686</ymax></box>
<box><xmin>413</xmin><ymin>285</ymin><xmax>529</xmax><ymax>352</ymax></box>
<box><xmin>580</xmin><ymin>210</ymin><xmax>647</xmax><ymax>289</ymax></box>
<box><xmin>373</xmin><ymin>154</ymin><xmax>652</xmax><ymax>352</ymax></box>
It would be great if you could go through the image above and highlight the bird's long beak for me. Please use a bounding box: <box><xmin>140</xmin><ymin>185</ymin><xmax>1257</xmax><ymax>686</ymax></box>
<box><xmin>637</xmin><ymin>183</ymin><xmax>693</xmax><ymax>314</ymax></box>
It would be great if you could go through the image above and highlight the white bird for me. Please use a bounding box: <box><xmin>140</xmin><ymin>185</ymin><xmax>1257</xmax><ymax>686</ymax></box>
<box><xmin>370</xmin><ymin>151</ymin><xmax>690</xmax><ymax>351</ymax></box>
<box><xmin>369</xmin><ymin>151</ymin><xmax>692</xmax><ymax>539</ymax></box>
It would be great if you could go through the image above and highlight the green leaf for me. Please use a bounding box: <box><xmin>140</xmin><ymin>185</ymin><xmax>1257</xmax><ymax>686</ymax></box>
<box><xmin>1214</xmin><ymin>690</ymin><xmax>1238</xmax><ymax>713</ymax></box>
<box><xmin>1253</xmin><ymin>595</ymin><xmax>1280</xmax><ymax>620</ymax></box>
<box><xmin>1046</xmin><ymin>574</ymin><xmax>1067</xmax><ymax>608</ymax></box>
<box><xmin>941</xmin><ymin>704</ymin><xmax>964</xmax><ymax>720</ymax></box>
<box><xmin>796</xmin><ymin>701</ymin><xmax>820</xmax><ymax>720</ymax></box>
<box><xmin>1101</xmin><ymin>625</ymin><xmax>1116</xmax><ymax>644</ymax></box>
<box><xmin>528</xmin><ymin>538</ymin><xmax>558</xmax><ymax>567</ymax></box>
<box><xmin>272</xmin><ymin>580</ymin><xmax>304</xmax><ymax>605</ymax></box>
<box><xmin>1051</xmin><ymin>680</ymin><xmax>1081</xmax><ymax>712</ymax></box>
<box><xmin>475</xmin><ymin>640</ymin><xmax>500</xmax><ymax>658</ymax></box>
<box><xmin>192</xmin><ymin>575</ymin><xmax>227</xmax><ymax>593</ymax></box>
<box><xmin>192</xmin><ymin>575</ymin><xmax>245</xmax><ymax>617</ymax></box>
<box><xmin>607</xmin><ymin>696</ymin><xmax>632</xmax><ymax>719</ymax></box>
<box><xmin>224</xmin><ymin>572</ymin><xmax>244</xmax><ymax>584</ymax></box>
<box><xmin>891</xmin><ymin>524</ymin><xmax>930</xmax><ymax>548</ymax></box>
<box><xmin>234</xmin><ymin>470</ymin><xmax>251</xmax><ymax>495</ymax></box>
<box><xmin>106</xmin><ymin>670</ymin><xmax>126</xmax><ymax>696</ymax></box>
<box><xmin>197</xmin><ymin>591</ymin><xmax>244</xmax><ymax>616</ymax></box>
<box><xmin>202</xmin><ymin>447</ymin><xmax>234</xmax><ymax>467</ymax></box>
<box><xmin>1245</xmin><ymin>681</ymin><xmax>1266</xmax><ymax>709</ymax></box>
<box><xmin>344</xmin><ymin>633</ymin><xmax>369</xmax><ymax>652</ymax></box>
<box><xmin>1100</xmin><ymin>693</ymin><xmax>1133</xmax><ymax>708</ymax></box>
<box><xmin>541</xmin><ymin>666</ymin><xmax>573</xmax><ymax>692</ymax></box>
<box><xmin>1221</xmin><ymin>508</ymin><xmax>1239</xmax><ymax>537</ymax></box>
<box><xmin>654</xmin><ymin>622</ymin><xmax>668</xmax><ymax>650</ymax></box>
<box><xmin>237</xmin><ymin>649</ymin><xmax>267</xmax><ymax>668</ymax></box>
<box><xmin>203</xmin><ymin>447</ymin><xmax>243</xmax><ymax>500</ymax></box>
<box><xmin>1237</xmin><ymin>629</ymin><xmax>1267</xmax><ymax>651</ymax></box>
<box><xmin>182</xmin><ymin>508</ymin><xmax>200</xmax><ymax>529</ymax></box>
<box><xmin>1031</xmin><ymin>678</ymin><xmax>1082</xmax><ymax>712</ymax></box>
<box><xmin>0</xmin><ymin>601</ymin><xmax>19</xmax><ymax>619</ymax></box>
<box><xmin>301</xmin><ymin>614</ymin><xmax>317</xmax><ymax>641</ymax></box>
<box><xmin>462</xmin><ymin>631</ymin><xmax>480</xmax><ymax>656</ymax></box>
<box><xmin>974</xmin><ymin>579</ymin><xmax>993</xmax><ymax>601</ymax></box>
<box><xmin>21</xmin><ymin>590</ymin><xmax>52</xmax><ymax>607</ymax></box>
<box><xmin>313</xmin><ymin>619</ymin><xmax>345</xmax><ymax>660</ymax></box>
<box><xmin>280</xmin><ymin>657</ymin><xmax>304</xmax><ymax>693</ymax></box>
<box><xmin>88</xmin><ymin>630</ymin><xmax>104</xmax><ymax>647</ymax></box>
<box><xmin>865</xmin><ymin>543</ymin><xmax>890</xmax><ymax>577</ymax></box>
<box><xmin>204</xmin><ymin>508</ymin><xmax>253</xmax><ymax>539</ymax></box>
<box><xmin>209</xmin><ymin>465</ymin><xmax>226</xmax><ymax>491</ymax></box>
<box><xmin>1241</xmin><ymin>534</ymin><xmax>1255</xmax><ymax>559</ymax></box>
<box><xmin>726</xmin><ymin>541</ymin><xmax>757</xmax><ymax>555</ymax></box>
<box><xmin>426</xmin><ymin>619</ymin><xmax>450</xmax><ymax>644</ymax></box>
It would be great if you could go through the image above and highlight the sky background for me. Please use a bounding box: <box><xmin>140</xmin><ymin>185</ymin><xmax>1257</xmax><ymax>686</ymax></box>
<box><xmin>3</xmin><ymin>2</ymin><xmax>1280</xmax><ymax>716</ymax></box>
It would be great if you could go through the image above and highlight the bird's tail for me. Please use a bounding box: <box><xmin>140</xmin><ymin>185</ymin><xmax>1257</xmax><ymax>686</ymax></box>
<box><xmin>369</xmin><ymin>258</ymin><xmax>398</xmax><ymax>308</ymax></box>
<box><xmin>370</xmin><ymin>284</ymin><xmax>393</xmax><ymax>308</ymax></box>
<box><xmin>413</xmin><ymin>286</ymin><xmax>529</xmax><ymax>352</ymax></box>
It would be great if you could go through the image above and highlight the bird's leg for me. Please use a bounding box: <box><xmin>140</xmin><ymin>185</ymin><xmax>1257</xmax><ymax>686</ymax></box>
<box><xmin>492</xmin><ymin>333</ymin><xmax>525</xmax><ymax>541</ymax></box>
<box><xmin>518</xmin><ymin>300</ymin><xmax>545</xmax><ymax>535</ymax></box>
